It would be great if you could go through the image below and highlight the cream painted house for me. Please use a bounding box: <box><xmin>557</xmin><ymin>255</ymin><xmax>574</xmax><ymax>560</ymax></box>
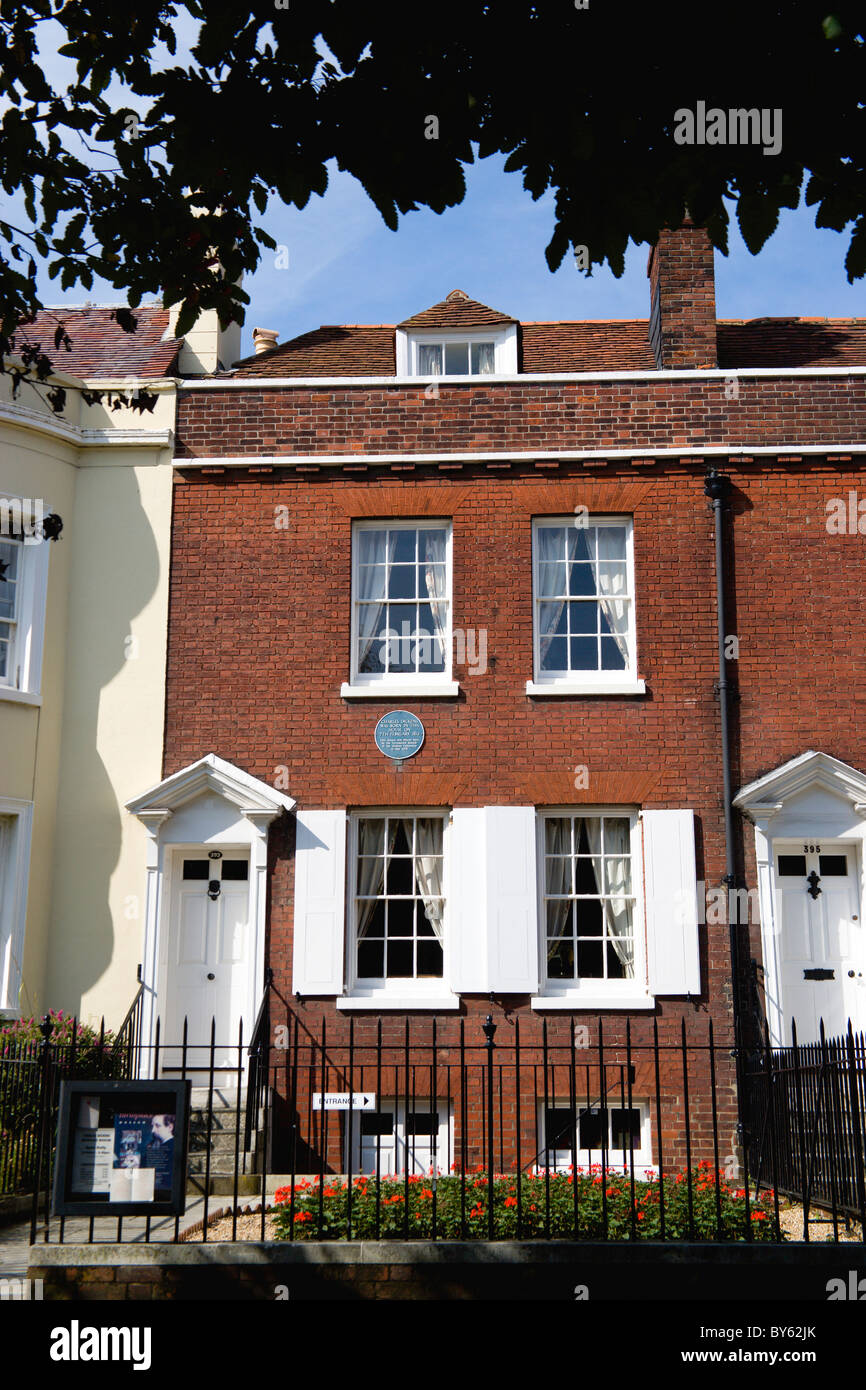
<box><xmin>0</xmin><ymin>302</ymin><xmax>239</xmax><ymax>1028</ymax></box>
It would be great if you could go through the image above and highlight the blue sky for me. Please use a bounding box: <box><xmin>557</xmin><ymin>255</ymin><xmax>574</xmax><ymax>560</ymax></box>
<box><xmin>237</xmin><ymin>162</ymin><xmax>865</xmax><ymax>359</ymax></box>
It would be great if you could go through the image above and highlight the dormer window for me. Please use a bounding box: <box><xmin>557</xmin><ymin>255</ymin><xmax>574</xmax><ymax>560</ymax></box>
<box><xmin>417</xmin><ymin>340</ymin><xmax>495</xmax><ymax>376</ymax></box>
<box><xmin>396</xmin><ymin>291</ymin><xmax>518</xmax><ymax>377</ymax></box>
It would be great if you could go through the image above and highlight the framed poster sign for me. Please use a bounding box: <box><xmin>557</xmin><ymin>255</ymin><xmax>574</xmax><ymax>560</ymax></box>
<box><xmin>52</xmin><ymin>1079</ymin><xmax>191</xmax><ymax>1217</ymax></box>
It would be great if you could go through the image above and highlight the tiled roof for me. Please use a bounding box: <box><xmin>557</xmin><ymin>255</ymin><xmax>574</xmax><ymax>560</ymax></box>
<box><xmin>397</xmin><ymin>288</ymin><xmax>517</xmax><ymax>330</ymax></box>
<box><xmin>235</xmin><ymin>325</ymin><xmax>397</xmax><ymax>377</ymax></box>
<box><xmin>11</xmin><ymin>305</ymin><xmax>180</xmax><ymax>378</ymax></box>
<box><xmin>226</xmin><ymin>314</ymin><xmax>866</xmax><ymax>379</ymax></box>
<box><xmin>717</xmin><ymin>319</ymin><xmax>866</xmax><ymax>368</ymax></box>
<box><xmin>520</xmin><ymin>321</ymin><xmax>655</xmax><ymax>372</ymax></box>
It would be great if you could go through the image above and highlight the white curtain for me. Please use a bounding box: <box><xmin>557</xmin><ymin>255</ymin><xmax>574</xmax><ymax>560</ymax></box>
<box><xmin>418</xmin><ymin>344</ymin><xmax>442</xmax><ymax>375</ymax></box>
<box><xmin>356</xmin><ymin>820</ymin><xmax>397</xmax><ymax>940</ymax></box>
<box><xmin>586</xmin><ymin>818</ymin><xmax>633</xmax><ymax>974</ymax></box>
<box><xmin>590</xmin><ymin>527</ymin><xmax>629</xmax><ymax>664</ymax></box>
<box><xmin>545</xmin><ymin>818</ymin><xmax>573</xmax><ymax>961</ymax></box>
<box><xmin>537</xmin><ymin>526</ymin><xmax>582</xmax><ymax>664</ymax></box>
<box><xmin>474</xmin><ymin>343</ymin><xmax>495</xmax><ymax>374</ymax></box>
<box><xmin>357</xmin><ymin>531</ymin><xmax>386</xmax><ymax>671</ymax></box>
<box><xmin>423</xmin><ymin>530</ymin><xmax>448</xmax><ymax>669</ymax></box>
<box><xmin>412</xmin><ymin>818</ymin><xmax>444</xmax><ymax>942</ymax></box>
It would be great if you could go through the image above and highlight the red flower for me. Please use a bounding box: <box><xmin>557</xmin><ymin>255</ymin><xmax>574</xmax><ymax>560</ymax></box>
<box><xmin>293</xmin><ymin>1211</ymin><xmax>312</xmax><ymax>1223</ymax></box>
<box><xmin>504</xmin><ymin>1196</ymin><xmax>517</xmax><ymax>1208</ymax></box>
<box><xmin>420</xmin><ymin>1188</ymin><xmax>434</xmax><ymax>1200</ymax></box>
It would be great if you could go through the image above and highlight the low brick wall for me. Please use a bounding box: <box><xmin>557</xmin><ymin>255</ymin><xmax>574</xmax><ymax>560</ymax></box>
<box><xmin>28</xmin><ymin>1241</ymin><xmax>866</xmax><ymax>1302</ymax></box>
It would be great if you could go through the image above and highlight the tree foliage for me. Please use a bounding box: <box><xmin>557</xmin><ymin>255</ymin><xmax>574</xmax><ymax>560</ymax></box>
<box><xmin>1</xmin><ymin>1</ymin><xmax>864</xmax><ymax>406</ymax></box>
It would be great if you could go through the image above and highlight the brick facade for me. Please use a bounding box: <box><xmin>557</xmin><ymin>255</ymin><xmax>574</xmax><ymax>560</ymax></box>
<box><xmin>156</xmin><ymin>229</ymin><xmax>866</xmax><ymax>1173</ymax></box>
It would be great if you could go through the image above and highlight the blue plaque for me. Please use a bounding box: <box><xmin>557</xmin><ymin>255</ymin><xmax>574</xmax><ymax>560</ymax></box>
<box><xmin>375</xmin><ymin>710</ymin><xmax>425</xmax><ymax>762</ymax></box>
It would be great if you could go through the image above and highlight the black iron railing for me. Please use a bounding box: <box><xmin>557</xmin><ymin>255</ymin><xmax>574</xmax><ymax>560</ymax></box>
<box><xmin>744</xmin><ymin>1020</ymin><xmax>866</xmax><ymax>1229</ymax></box>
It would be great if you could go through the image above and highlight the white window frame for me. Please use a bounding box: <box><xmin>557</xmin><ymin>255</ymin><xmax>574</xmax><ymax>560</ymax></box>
<box><xmin>341</xmin><ymin>519</ymin><xmax>459</xmax><ymax>699</ymax></box>
<box><xmin>347</xmin><ymin>1098</ymin><xmax>453</xmax><ymax>1176</ymax></box>
<box><xmin>538</xmin><ymin>1098</ymin><xmax>655</xmax><ymax>1177</ymax></box>
<box><xmin>396</xmin><ymin>324</ymin><xmax>518</xmax><ymax>378</ymax></box>
<box><xmin>526</xmin><ymin>514</ymin><xmax>645</xmax><ymax>697</ymax></box>
<box><xmin>0</xmin><ymin>799</ymin><xmax>34</xmax><ymax>1015</ymax></box>
<box><xmin>339</xmin><ymin>808</ymin><xmax>459</xmax><ymax>1010</ymax></box>
<box><xmin>0</xmin><ymin>498</ymin><xmax>50</xmax><ymax>703</ymax></box>
<box><xmin>532</xmin><ymin>807</ymin><xmax>653</xmax><ymax>1010</ymax></box>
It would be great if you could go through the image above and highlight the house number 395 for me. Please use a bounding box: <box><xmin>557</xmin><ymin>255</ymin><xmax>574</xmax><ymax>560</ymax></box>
<box><xmin>803</xmin><ymin>844</ymin><xmax>821</xmax><ymax>853</ymax></box>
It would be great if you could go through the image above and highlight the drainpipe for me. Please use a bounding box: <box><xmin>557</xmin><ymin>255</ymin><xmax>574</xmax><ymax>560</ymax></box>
<box><xmin>703</xmin><ymin>468</ymin><xmax>747</xmax><ymax>1145</ymax></box>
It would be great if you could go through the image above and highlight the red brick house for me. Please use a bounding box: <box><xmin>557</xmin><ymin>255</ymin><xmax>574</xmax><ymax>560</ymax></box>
<box><xmin>125</xmin><ymin>225</ymin><xmax>866</xmax><ymax>1175</ymax></box>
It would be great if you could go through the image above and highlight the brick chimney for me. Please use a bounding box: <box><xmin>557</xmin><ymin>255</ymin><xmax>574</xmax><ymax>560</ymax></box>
<box><xmin>647</xmin><ymin>223</ymin><xmax>717</xmax><ymax>369</ymax></box>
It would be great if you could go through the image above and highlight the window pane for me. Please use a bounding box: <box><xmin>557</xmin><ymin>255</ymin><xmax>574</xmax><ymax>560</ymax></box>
<box><xmin>611</xmin><ymin>1108</ymin><xmax>641</xmax><ymax>1152</ymax></box>
<box><xmin>546</xmin><ymin>937</ymin><xmax>574</xmax><ymax>978</ymax></box>
<box><xmin>417</xmin><ymin>939</ymin><xmax>443</xmax><ymax>976</ymax></box>
<box><xmin>545</xmin><ymin>817</ymin><xmax>571</xmax><ymax>855</ymax></box>
<box><xmin>599</xmin><ymin>525</ymin><xmax>627</xmax><ymax>559</ymax></box>
<box><xmin>387</xmin><ymin>565</ymin><xmax>416</xmax><ymax>600</ymax></box>
<box><xmin>579</xmin><ymin>1109</ymin><xmax>606</xmax><ymax>1151</ymax></box>
<box><xmin>387</xmin><ymin>899</ymin><xmax>414</xmax><ymax>937</ymax></box>
<box><xmin>406</xmin><ymin>1111</ymin><xmax>439</xmax><ymax>1137</ymax></box>
<box><xmin>388</xmin><ymin>529</ymin><xmax>416</xmax><ymax>564</ymax></box>
<box><xmin>359</xmin><ymin>819</ymin><xmax>385</xmax><ymax>856</ymax></box>
<box><xmin>819</xmin><ymin>855</ymin><xmax>848</xmax><ymax>876</ymax></box>
<box><xmin>568</xmin><ymin>562</ymin><xmax>596</xmax><ymax>597</ymax></box>
<box><xmin>386</xmin><ymin>939</ymin><xmax>413</xmax><ymax>977</ymax></box>
<box><xmin>182</xmin><ymin>860</ymin><xmax>209</xmax><ymax>879</ymax></box>
<box><xmin>540</xmin><ymin>636</ymin><xmax>567</xmax><ymax>672</ymax></box>
<box><xmin>221</xmin><ymin>861</ymin><xmax>248</xmax><ymax>880</ymax></box>
<box><xmin>778</xmin><ymin>855</ymin><xmax>807</xmax><ymax>876</ymax></box>
<box><xmin>357</xmin><ymin>529</ymin><xmax>386</xmax><ymax>566</ymax></box>
<box><xmin>420</xmin><ymin>528</ymin><xmax>447</xmax><ymax>563</ymax></box>
<box><xmin>418</xmin><ymin>344</ymin><xmax>442</xmax><ymax>374</ymax></box>
<box><xmin>539</xmin><ymin>601</ymin><xmax>567</xmax><ymax>637</ymax></box>
<box><xmin>600</xmin><ymin>637</ymin><xmax>627</xmax><ymax>671</ymax></box>
<box><xmin>577</xmin><ymin>938</ymin><xmax>604</xmax><ymax>977</ymax></box>
<box><xmin>444</xmin><ymin>342</ymin><xmax>469</xmax><ymax>374</ymax></box>
<box><xmin>570</xmin><ymin>601</ymin><xmax>597</xmax><ymax>635</ymax></box>
<box><xmin>570</xmin><ymin>636</ymin><xmax>598</xmax><ymax>670</ymax></box>
<box><xmin>357</xmin><ymin>564</ymin><xmax>386</xmax><ymax>601</ymax></box>
<box><xmin>385</xmin><ymin>855</ymin><xmax>413</xmax><ymax>896</ymax></box>
<box><xmin>361</xmin><ymin>1113</ymin><xmax>393</xmax><ymax>1137</ymax></box>
<box><xmin>546</xmin><ymin>1109</ymin><xmax>573</xmax><ymax>1150</ymax></box>
<box><xmin>358</xmin><ymin>939</ymin><xmax>385</xmax><ymax>977</ymax></box>
<box><xmin>471</xmin><ymin>342</ymin><xmax>495</xmax><ymax>373</ymax></box>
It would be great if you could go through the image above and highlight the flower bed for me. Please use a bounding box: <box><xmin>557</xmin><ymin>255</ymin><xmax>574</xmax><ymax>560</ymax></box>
<box><xmin>272</xmin><ymin>1160</ymin><xmax>782</xmax><ymax>1242</ymax></box>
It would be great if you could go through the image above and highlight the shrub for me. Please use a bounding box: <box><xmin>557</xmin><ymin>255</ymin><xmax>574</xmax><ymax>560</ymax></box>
<box><xmin>271</xmin><ymin>1161</ymin><xmax>782</xmax><ymax>1242</ymax></box>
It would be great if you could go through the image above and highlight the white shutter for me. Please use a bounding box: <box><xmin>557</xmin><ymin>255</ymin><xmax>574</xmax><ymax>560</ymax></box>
<box><xmin>292</xmin><ymin>810</ymin><xmax>346</xmax><ymax>996</ymax></box>
<box><xmin>642</xmin><ymin>809</ymin><xmax>700</xmax><ymax>995</ymax></box>
<box><xmin>485</xmin><ymin>807</ymin><xmax>539</xmax><ymax>993</ymax></box>
<box><xmin>448</xmin><ymin>809</ymin><xmax>488</xmax><ymax>992</ymax></box>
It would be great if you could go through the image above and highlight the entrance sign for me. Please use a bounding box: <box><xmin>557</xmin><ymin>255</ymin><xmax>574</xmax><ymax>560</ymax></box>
<box><xmin>313</xmin><ymin>1092</ymin><xmax>376</xmax><ymax>1111</ymax></box>
<box><xmin>374</xmin><ymin>711</ymin><xmax>425</xmax><ymax>763</ymax></box>
<box><xmin>52</xmin><ymin>1079</ymin><xmax>191</xmax><ymax>1217</ymax></box>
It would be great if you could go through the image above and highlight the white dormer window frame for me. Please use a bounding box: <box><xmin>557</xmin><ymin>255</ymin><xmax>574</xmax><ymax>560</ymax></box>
<box><xmin>396</xmin><ymin>324</ymin><xmax>518</xmax><ymax>377</ymax></box>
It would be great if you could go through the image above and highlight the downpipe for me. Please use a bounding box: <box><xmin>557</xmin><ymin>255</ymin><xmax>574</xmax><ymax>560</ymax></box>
<box><xmin>704</xmin><ymin>468</ymin><xmax>748</xmax><ymax>1153</ymax></box>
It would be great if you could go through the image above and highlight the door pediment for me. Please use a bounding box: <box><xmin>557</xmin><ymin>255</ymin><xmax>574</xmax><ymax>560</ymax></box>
<box><xmin>734</xmin><ymin>751</ymin><xmax>866</xmax><ymax>830</ymax></box>
<box><xmin>126</xmin><ymin>753</ymin><xmax>295</xmax><ymax>824</ymax></box>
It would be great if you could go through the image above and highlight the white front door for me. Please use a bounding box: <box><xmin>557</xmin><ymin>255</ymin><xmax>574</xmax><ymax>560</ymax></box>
<box><xmin>774</xmin><ymin>840</ymin><xmax>865</xmax><ymax>1044</ymax></box>
<box><xmin>162</xmin><ymin>851</ymin><xmax>252</xmax><ymax>1070</ymax></box>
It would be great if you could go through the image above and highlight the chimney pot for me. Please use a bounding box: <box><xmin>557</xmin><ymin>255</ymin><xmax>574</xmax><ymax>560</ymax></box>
<box><xmin>253</xmin><ymin>327</ymin><xmax>279</xmax><ymax>355</ymax></box>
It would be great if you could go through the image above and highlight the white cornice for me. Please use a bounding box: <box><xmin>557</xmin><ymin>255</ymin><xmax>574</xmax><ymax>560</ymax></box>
<box><xmin>180</xmin><ymin>366</ymin><xmax>866</xmax><ymax>390</ymax></box>
<box><xmin>173</xmin><ymin>443</ymin><xmax>866</xmax><ymax>470</ymax></box>
<box><xmin>0</xmin><ymin>399</ymin><xmax>173</xmax><ymax>450</ymax></box>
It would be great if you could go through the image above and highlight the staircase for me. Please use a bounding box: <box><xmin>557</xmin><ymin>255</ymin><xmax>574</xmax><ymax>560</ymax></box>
<box><xmin>187</xmin><ymin>1086</ymin><xmax>267</xmax><ymax>1196</ymax></box>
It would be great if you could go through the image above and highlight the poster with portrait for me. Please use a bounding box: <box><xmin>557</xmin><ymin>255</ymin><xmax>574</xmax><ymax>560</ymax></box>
<box><xmin>52</xmin><ymin>1080</ymin><xmax>190</xmax><ymax>1217</ymax></box>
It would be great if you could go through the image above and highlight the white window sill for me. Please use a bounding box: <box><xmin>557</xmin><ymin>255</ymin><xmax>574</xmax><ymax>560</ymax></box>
<box><xmin>532</xmin><ymin>993</ymin><xmax>656</xmax><ymax>1011</ymax></box>
<box><xmin>337</xmin><ymin>994</ymin><xmax>461</xmax><ymax>1011</ymax></box>
<box><xmin>526</xmin><ymin>679</ymin><xmax>646</xmax><ymax>698</ymax></box>
<box><xmin>0</xmin><ymin>687</ymin><xmax>42</xmax><ymax>707</ymax></box>
<box><xmin>341</xmin><ymin>681</ymin><xmax>460</xmax><ymax>700</ymax></box>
